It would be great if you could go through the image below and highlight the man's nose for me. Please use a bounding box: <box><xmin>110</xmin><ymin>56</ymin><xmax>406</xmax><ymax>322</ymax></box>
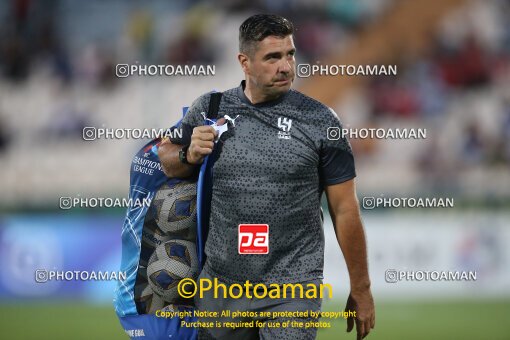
<box><xmin>278</xmin><ymin>59</ymin><xmax>291</xmax><ymax>73</ymax></box>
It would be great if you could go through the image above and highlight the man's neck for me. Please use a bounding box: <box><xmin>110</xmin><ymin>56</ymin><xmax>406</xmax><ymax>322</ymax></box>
<box><xmin>243</xmin><ymin>82</ymin><xmax>282</xmax><ymax>105</ymax></box>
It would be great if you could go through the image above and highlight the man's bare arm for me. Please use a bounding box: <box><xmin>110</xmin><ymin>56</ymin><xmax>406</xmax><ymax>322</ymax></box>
<box><xmin>325</xmin><ymin>178</ymin><xmax>375</xmax><ymax>339</ymax></box>
<box><xmin>158</xmin><ymin>139</ymin><xmax>196</xmax><ymax>178</ymax></box>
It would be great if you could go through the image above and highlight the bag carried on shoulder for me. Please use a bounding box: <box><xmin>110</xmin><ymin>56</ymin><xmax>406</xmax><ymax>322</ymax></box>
<box><xmin>114</xmin><ymin>93</ymin><xmax>222</xmax><ymax>339</ymax></box>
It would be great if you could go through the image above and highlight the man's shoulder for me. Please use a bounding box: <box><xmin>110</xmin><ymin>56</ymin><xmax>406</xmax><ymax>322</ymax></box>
<box><xmin>191</xmin><ymin>91</ymin><xmax>214</xmax><ymax>108</ymax></box>
<box><xmin>223</xmin><ymin>85</ymin><xmax>239</xmax><ymax>97</ymax></box>
<box><xmin>288</xmin><ymin>89</ymin><xmax>338</xmax><ymax>121</ymax></box>
<box><xmin>193</xmin><ymin>86</ymin><xmax>239</xmax><ymax>106</ymax></box>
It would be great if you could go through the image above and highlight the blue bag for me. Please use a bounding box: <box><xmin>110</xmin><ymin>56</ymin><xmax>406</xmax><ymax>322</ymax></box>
<box><xmin>114</xmin><ymin>93</ymin><xmax>222</xmax><ymax>339</ymax></box>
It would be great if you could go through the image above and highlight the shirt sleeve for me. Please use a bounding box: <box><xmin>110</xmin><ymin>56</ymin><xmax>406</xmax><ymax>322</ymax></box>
<box><xmin>319</xmin><ymin>108</ymin><xmax>356</xmax><ymax>186</ymax></box>
<box><xmin>169</xmin><ymin>93</ymin><xmax>211</xmax><ymax>145</ymax></box>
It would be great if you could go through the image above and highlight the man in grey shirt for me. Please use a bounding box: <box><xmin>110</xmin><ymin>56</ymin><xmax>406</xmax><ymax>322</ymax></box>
<box><xmin>159</xmin><ymin>14</ymin><xmax>375</xmax><ymax>340</ymax></box>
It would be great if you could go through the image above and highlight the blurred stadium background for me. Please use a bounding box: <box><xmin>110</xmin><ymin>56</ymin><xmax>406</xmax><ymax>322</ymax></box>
<box><xmin>0</xmin><ymin>0</ymin><xmax>509</xmax><ymax>339</ymax></box>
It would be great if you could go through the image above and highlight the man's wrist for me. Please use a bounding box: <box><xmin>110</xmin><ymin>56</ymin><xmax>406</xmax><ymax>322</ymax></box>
<box><xmin>179</xmin><ymin>144</ymin><xmax>191</xmax><ymax>164</ymax></box>
<box><xmin>182</xmin><ymin>144</ymin><xmax>201</xmax><ymax>165</ymax></box>
<box><xmin>350</xmin><ymin>280</ymin><xmax>371</xmax><ymax>295</ymax></box>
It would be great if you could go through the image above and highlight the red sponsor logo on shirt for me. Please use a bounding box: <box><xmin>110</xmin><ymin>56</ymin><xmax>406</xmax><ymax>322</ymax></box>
<box><xmin>238</xmin><ymin>224</ymin><xmax>269</xmax><ymax>254</ymax></box>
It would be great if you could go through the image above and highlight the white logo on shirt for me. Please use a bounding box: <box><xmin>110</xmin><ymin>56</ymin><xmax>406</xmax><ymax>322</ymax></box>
<box><xmin>277</xmin><ymin>117</ymin><xmax>292</xmax><ymax>139</ymax></box>
<box><xmin>200</xmin><ymin>112</ymin><xmax>240</xmax><ymax>142</ymax></box>
<box><xmin>224</xmin><ymin>114</ymin><xmax>240</xmax><ymax>127</ymax></box>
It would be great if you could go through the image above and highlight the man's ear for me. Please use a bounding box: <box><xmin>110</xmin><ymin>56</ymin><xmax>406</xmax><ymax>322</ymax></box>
<box><xmin>238</xmin><ymin>53</ymin><xmax>250</xmax><ymax>74</ymax></box>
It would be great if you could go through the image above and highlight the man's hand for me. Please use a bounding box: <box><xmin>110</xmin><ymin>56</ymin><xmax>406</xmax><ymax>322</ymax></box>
<box><xmin>345</xmin><ymin>289</ymin><xmax>375</xmax><ymax>339</ymax></box>
<box><xmin>187</xmin><ymin>118</ymin><xmax>226</xmax><ymax>164</ymax></box>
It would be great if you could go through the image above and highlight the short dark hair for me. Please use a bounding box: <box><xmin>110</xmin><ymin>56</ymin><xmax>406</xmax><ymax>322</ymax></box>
<box><xmin>239</xmin><ymin>14</ymin><xmax>294</xmax><ymax>56</ymax></box>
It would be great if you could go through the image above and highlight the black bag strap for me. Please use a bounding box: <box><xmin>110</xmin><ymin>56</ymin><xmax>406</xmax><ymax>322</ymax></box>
<box><xmin>207</xmin><ymin>92</ymin><xmax>223</xmax><ymax>119</ymax></box>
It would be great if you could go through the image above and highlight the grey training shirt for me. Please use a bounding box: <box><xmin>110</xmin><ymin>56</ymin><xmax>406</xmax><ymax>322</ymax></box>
<box><xmin>170</xmin><ymin>81</ymin><xmax>355</xmax><ymax>284</ymax></box>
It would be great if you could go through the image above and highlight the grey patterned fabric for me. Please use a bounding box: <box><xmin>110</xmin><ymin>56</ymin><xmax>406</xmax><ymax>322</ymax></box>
<box><xmin>170</xmin><ymin>81</ymin><xmax>355</xmax><ymax>285</ymax></box>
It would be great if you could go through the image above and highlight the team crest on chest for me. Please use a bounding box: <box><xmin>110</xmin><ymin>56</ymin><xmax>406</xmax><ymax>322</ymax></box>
<box><xmin>277</xmin><ymin>117</ymin><xmax>292</xmax><ymax>140</ymax></box>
